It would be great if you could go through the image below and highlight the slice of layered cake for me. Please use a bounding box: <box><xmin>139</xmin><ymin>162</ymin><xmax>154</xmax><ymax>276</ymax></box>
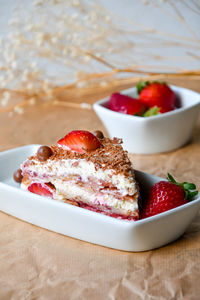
<box><xmin>20</xmin><ymin>130</ymin><xmax>140</xmax><ymax>220</ymax></box>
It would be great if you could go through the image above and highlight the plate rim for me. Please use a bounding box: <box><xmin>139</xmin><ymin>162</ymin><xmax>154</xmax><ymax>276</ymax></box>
<box><xmin>0</xmin><ymin>144</ymin><xmax>199</xmax><ymax>228</ymax></box>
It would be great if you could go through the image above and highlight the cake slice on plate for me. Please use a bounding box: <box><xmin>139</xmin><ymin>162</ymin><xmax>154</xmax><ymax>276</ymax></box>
<box><xmin>20</xmin><ymin>130</ymin><xmax>140</xmax><ymax>220</ymax></box>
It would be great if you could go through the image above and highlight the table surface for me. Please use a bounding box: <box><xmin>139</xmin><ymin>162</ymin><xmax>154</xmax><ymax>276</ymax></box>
<box><xmin>0</xmin><ymin>78</ymin><xmax>200</xmax><ymax>300</ymax></box>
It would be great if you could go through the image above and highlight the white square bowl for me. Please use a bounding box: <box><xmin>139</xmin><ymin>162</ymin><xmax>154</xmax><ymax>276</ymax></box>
<box><xmin>0</xmin><ymin>145</ymin><xmax>199</xmax><ymax>252</ymax></box>
<box><xmin>93</xmin><ymin>85</ymin><xmax>200</xmax><ymax>154</ymax></box>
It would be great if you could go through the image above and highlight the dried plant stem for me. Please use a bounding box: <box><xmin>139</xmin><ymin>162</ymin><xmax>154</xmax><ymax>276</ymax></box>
<box><xmin>84</xmin><ymin>52</ymin><xmax>117</xmax><ymax>70</ymax></box>
<box><xmin>0</xmin><ymin>98</ymin><xmax>35</xmax><ymax>113</ymax></box>
<box><xmin>148</xmin><ymin>29</ymin><xmax>199</xmax><ymax>43</ymax></box>
<box><xmin>191</xmin><ymin>0</ymin><xmax>200</xmax><ymax>10</ymax></box>
<box><xmin>187</xmin><ymin>52</ymin><xmax>200</xmax><ymax>60</ymax></box>
<box><xmin>1</xmin><ymin>69</ymin><xmax>200</xmax><ymax>113</ymax></box>
<box><xmin>51</xmin><ymin>100</ymin><xmax>91</xmax><ymax>109</ymax></box>
<box><xmin>100</xmin><ymin>5</ymin><xmax>198</xmax><ymax>44</ymax></box>
<box><xmin>86</xmin><ymin>52</ymin><xmax>200</xmax><ymax>75</ymax></box>
<box><xmin>168</xmin><ymin>0</ymin><xmax>200</xmax><ymax>42</ymax></box>
<box><xmin>181</xmin><ymin>0</ymin><xmax>200</xmax><ymax>15</ymax></box>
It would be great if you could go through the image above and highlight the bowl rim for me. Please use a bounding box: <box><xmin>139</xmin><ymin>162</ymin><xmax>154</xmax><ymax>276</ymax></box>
<box><xmin>93</xmin><ymin>85</ymin><xmax>200</xmax><ymax>122</ymax></box>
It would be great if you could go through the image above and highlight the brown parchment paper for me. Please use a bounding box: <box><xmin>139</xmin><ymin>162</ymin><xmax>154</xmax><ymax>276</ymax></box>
<box><xmin>0</xmin><ymin>78</ymin><xmax>200</xmax><ymax>300</ymax></box>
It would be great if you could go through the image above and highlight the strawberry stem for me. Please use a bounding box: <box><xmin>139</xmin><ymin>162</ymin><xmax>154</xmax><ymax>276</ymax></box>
<box><xmin>167</xmin><ymin>173</ymin><xmax>198</xmax><ymax>201</ymax></box>
<box><xmin>136</xmin><ymin>81</ymin><xmax>150</xmax><ymax>94</ymax></box>
<box><xmin>142</xmin><ymin>106</ymin><xmax>160</xmax><ymax>117</ymax></box>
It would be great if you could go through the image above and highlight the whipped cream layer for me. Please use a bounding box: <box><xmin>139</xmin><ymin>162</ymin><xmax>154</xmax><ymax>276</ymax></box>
<box><xmin>22</xmin><ymin>158</ymin><xmax>138</xmax><ymax>197</ymax></box>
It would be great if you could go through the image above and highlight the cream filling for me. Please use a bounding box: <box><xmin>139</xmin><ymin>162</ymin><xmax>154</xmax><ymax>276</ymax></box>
<box><xmin>22</xmin><ymin>158</ymin><xmax>137</xmax><ymax>196</ymax></box>
<box><xmin>22</xmin><ymin>180</ymin><xmax>138</xmax><ymax>215</ymax></box>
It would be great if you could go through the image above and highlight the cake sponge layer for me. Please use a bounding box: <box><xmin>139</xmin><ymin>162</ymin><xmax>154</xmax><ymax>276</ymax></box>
<box><xmin>21</xmin><ymin>178</ymin><xmax>139</xmax><ymax>218</ymax></box>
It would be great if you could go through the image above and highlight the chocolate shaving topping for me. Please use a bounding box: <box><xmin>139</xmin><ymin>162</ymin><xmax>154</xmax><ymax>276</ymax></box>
<box><xmin>30</xmin><ymin>137</ymin><xmax>133</xmax><ymax>175</ymax></box>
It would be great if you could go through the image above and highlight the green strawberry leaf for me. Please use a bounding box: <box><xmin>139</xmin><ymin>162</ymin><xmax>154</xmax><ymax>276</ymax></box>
<box><xmin>143</xmin><ymin>106</ymin><xmax>160</xmax><ymax>117</ymax></box>
<box><xmin>187</xmin><ymin>191</ymin><xmax>198</xmax><ymax>200</ymax></box>
<box><xmin>183</xmin><ymin>183</ymin><xmax>196</xmax><ymax>190</ymax></box>
<box><xmin>167</xmin><ymin>173</ymin><xmax>177</xmax><ymax>184</ymax></box>
<box><xmin>167</xmin><ymin>173</ymin><xmax>198</xmax><ymax>201</ymax></box>
<box><xmin>136</xmin><ymin>81</ymin><xmax>150</xmax><ymax>94</ymax></box>
<box><xmin>184</xmin><ymin>190</ymin><xmax>189</xmax><ymax>200</ymax></box>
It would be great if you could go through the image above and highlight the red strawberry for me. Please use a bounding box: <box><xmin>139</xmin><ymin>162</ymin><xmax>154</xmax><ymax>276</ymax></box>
<box><xmin>28</xmin><ymin>183</ymin><xmax>53</xmax><ymax>198</ymax></box>
<box><xmin>109</xmin><ymin>93</ymin><xmax>146</xmax><ymax>116</ymax></box>
<box><xmin>57</xmin><ymin>130</ymin><xmax>102</xmax><ymax>153</ymax></box>
<box><xmin>141</xmin><ymin>173</ymin><xmax>198</xmax><ymax>219</ymax></box>
<box><xmin>137</xmin><ymin>81</ymin><xmax>175</xmax><ymax>113</ymax></box>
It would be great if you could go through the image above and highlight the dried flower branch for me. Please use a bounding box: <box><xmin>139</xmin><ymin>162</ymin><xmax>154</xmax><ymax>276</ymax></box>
<box><xmin>0</xmin><ymin>0</ymin><xmax>199</xmax><ymax>114</ymax></box>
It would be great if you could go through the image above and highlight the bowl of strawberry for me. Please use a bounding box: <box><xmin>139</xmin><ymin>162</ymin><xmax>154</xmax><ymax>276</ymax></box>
<box><xmin>93</xmin><ymin>81</ymin><xmax>200</xmax><ymax>154</ymax></box>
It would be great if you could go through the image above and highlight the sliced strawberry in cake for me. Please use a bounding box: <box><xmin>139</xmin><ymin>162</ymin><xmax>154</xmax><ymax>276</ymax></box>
<box><xmin>20</xmin><ymin>130</ymin><xmax>140</xmax><ymax>220</ymax></box>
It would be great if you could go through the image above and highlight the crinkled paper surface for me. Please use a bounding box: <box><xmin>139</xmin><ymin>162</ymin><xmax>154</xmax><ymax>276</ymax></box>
<box><xmin>0</xmin><ymin>79</ymin><xmax>200</xmax><ymax>299</ymax></box>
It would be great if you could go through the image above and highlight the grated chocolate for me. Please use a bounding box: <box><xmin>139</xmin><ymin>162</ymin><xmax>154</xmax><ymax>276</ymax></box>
<box><xmin>29</xmin><ymin>137</ymin><xmax>133</xmax><ymax>175</ymax></box>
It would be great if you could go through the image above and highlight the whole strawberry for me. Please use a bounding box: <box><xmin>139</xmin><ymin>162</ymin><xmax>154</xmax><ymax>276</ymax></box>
<box><xmin>109</xmin><ymin>93</ymin><xmax>146</xmax><ymax>116</ymax></box>
<box><xmin>141</xmin><ymin>173</ymin><xmax>198</xmax><ymax>219</ymax></box>
<box><xmin>137</xmin><ymin>81</ymin><xmax>175</xmax><ymax>113</ymax></box>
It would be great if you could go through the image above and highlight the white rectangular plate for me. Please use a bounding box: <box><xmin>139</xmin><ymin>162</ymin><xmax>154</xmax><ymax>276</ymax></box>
<box><xmin>0</xmin><ymin>145</ymin><xmax>199</xmax><ymax>251</ymax></box>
